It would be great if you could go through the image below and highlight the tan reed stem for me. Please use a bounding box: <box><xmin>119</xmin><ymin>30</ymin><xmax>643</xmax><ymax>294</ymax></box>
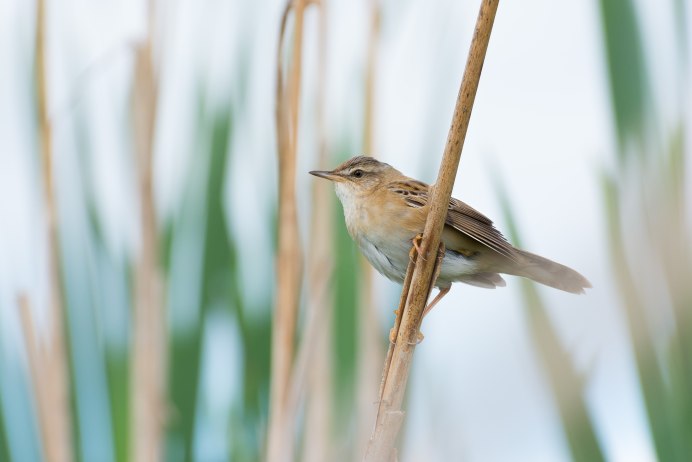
<box><xmin>356</xmin><ymin>0</ymin><xmax>385</xmax><ymax>456</ymax></box>
<box><xmin>362</xmin><ymin>0</ymin><xmax>380</xmax><ymax>156</ymax></box>
<box><xmin>18</xmin><ymin>295</ymin><xmax>50</xmax><ymax>462</ymax></box>
<box><xmin>130</xmin><ymin>2</ymin><xmax>166</xmax><ymax>461</ymax></box>
<box><xmin>303</xmin><ymin>1</ymin><xmax>333</xmax><ymax>460</ymax></box>
<box><xmin>363</xmin><ymin>1</ymin><xmax>500</xmax><ymax>459</ymax></box>
<box><xmin>35</xmin><ymin>1</ymin><xmax>74</xmax><ymax>460</ymax></box>
<box><xmin>267</xmin><ymin>0</ymin><xmax>308</xmax><ymax>460</ymax></box>
<box><xmin>281</xmin><ymin>0</ymin><xmax>331</xmax><ymax>458</ymax></box>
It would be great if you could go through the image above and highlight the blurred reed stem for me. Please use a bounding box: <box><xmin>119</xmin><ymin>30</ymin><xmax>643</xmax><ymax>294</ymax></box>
<box><xmin>130</xmin><ymin>1</ymin><xmax>166</xmax><ymax>460</ymax></box>
<box><xmin>364</xmin><ymin>1</ymin><xmax>499</xmax><ymax>459</ymax></box>
<box><xmin>18</xmin><ymin>295</ymin><xmax>52</xmax><ymax>462</ymax></box>
<box><xmin>267</xmin><ymin>0</ymin><xmax>307</xmax><ymax>460</ymax></box>
<box><xmin>356</xmin><ymin>0</ymin><xmax>384</xmax><ymax>456</ymax></box>
<box><xmin>495</xmin><ymin>181</ymin><xmax>605</xmax><ymax>462</ymax></box>
<box><xmin>35</xmin><ymin>0</ymin><xmax>74</xmax><ymax>459</ymax></box>
<box><xmin>302</xmin><ymin>1</ymin><xmax>333</xmax><ymax>461</ymax></box>
<box><xmin>362</xmin><ymin>0</ymin><xmax>380</xmax><ymax>156</ymax></box>
<box><xmin>599</xmin><ymin>0</ymin><xmax>692</xmax><ymax>459</ymax></box>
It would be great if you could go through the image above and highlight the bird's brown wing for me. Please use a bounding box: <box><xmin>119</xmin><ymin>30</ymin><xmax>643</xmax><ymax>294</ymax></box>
<box><xmin>391</xmin><ymin>181</ymin><xmax>517</xmax><ymax>262</ymax></box>
<box><xmin>445</xmin><ymin>197</ymin><xmax>518</xmax><ymax>261</ymax></box>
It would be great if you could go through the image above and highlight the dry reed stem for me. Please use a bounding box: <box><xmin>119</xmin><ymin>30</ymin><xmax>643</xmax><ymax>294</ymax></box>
<box><xmin>363</xmin><ymin>1</ymin><xmax>499</xmax><ymax>459</ymax></box>
<box><xmin>35</xmin><ymin>1</ymin><xmax>74</xmax><ymax>460</ymax></box>
<box><xmin>362</xmin><ymin>0</ymin><xmax>380</xmax><ymax>156</ymax></box>
<box><xmin>267</xmin><ymin>0</ymin><xmax>308</xmax><ymax>460</ymax></box>
<box><xmin>285</xmin><ymin>14</ymin><xmax>331</xmax><ymax>440</ymax></box>
<box><xmin>303</xmin><ymin>2</ymin><xmax>333</xmax><ymax>461</ymax></box>
<box><xmin>377</xmin><ymin>249</ymin><xmax>417</xmax><ymax>401</ymax></box>
<box><xmin>18</xmin><ymin>295</ymin><xmax>51</xmax><ymax>462</ymax></box>
<box><xmin>293</xmin><ymin>266</ymin><xmax>331</xmax><ymax>462</ymax></box>
<box><xmin>130</xmin><ymin>2</ymin><xmax>166</xmax><ymax>461</ymax></box>
<box><xmin>356</xmin><ymin>1</ymin><xmax>385</xmax><ymax>456</ymax></box>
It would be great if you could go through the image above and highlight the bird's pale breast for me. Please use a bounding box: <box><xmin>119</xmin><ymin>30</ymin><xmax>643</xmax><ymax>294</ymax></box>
<box><xmin>343</xmin><ymin>188</ymin><xmax>479</xmax><ymax>286</ymax></box>
<box><xmin>346</xmin><ymin>190</ymin><xmax>419</xmax><ymax>283</ymax></box>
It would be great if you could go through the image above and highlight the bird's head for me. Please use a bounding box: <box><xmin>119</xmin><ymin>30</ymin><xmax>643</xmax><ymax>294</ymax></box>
<box><xmin>309</xmin><ymin>156</ymin><xmax>399</xmax><ymax>203</ymax></box>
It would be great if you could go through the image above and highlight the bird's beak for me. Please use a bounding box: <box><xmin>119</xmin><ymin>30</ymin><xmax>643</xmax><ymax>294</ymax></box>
<box><xmin>309</xmin><ymin>170</ymin><xmax>343</xmax><ymax>182</ymax></box>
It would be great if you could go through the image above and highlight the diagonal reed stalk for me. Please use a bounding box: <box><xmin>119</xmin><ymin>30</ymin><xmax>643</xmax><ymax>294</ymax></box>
<box><xmin>599</xmin><ymin>0</ymin><xmax>692</xmax><ymax>458</ymax></box>
<box><xmin>494</xmin><ymin>180</ymin><xmax>605</xmax><ymax>462</ymax></box>
<box><xmin>267</xmin><ymin>0</ymin><xmax>308</xmax><ymax>460</ymax></box>
<box><xmin>130</xmin><ymin>2</ymin><xmax>166</xmax><ymax>461</ymax></box>
<box><xmin>34</xmin><ymin>0</ymin><xmax>74</xmax><ymax>460</ymax></box>
<box><xmin>363</xmin><ymin>1</ymin><xmax>500</xmax><ymax>459</ymax></box>
<box><xmin>17</xmin><ymin>295</ymin><xmax>66</xmax><ymax>462</ymax></box>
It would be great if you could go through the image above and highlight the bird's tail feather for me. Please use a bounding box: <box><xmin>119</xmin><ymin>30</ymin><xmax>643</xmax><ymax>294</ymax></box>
<box><xmin>510</xmin><ymin>250</ymin><xmax>591</xmax><ymax>294</ymax></box>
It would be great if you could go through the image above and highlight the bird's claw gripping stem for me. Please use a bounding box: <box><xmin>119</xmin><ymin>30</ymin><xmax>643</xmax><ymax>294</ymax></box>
<box><xmin>410</xmin><ymin>234</ymin><xmax>425</xmax><ymax>262</ymax></box>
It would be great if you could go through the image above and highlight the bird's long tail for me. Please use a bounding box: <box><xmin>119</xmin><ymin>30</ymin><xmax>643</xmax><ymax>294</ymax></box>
<box><xmin>510</xmin><ymin>250</ymin><xmax>591</xmax><ymax>294</ymax></box>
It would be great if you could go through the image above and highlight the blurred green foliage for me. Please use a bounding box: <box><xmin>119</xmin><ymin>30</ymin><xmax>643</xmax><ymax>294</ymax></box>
<box><xmin>598</xmin><ymin>0</ymin><xmax>650</xmax><ymax>151</ymax></box>
<box><xmin>166</xmin><ymin>102</ymin><xmax>235</xmax><ymax>461</ymax></box>
<box><xmin>496</xmin><ymin>179</ymin><xmax>605</xmax><ymax>462</ymax></box>
<box><xmin>599</xmin><ymin>0</ymin><xmax>691</xmax><ymax>461</ymax></box>
<box><xmin>0</xmin><ymin>397</ymin><xmax>10</xmax><ymax>462</ymax></box>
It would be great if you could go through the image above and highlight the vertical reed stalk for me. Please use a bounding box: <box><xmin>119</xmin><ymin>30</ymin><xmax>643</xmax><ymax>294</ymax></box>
<box><xmin>302</xmin><ymin>164</ymin><xmax>333</xmax><ymax>462</ymax></box>
<box><xmin>35</xmin><ymin>0</ymin><xmax>74</xmax><ymax>459</ymax></box>
<box><xmin>267</xmin><ymin>0</ymin><xmax>307</xmax><ymax>460</ymax></box>
<box><xmin>362</xmin><ymin>0</ymin><xmax>380</xmax><ymax>156</ymax></box>
<box><xmin>363</xmin><ymin>1</ymin><xmax>499</xmax><ymax>459</ymax></box>
<box><xmin>304</xmin><ymin>2</ymin><xmax>333</xmax><ymax>460</ymax></box>
<box><xmin>356</xmin><ymin>0</ymin><xmax>384</xmax><ymax>455</ymax></box>
<box><xmin>130</xmin><ymin>2</ymin><xmax>165</xmax><ymax>461</ymax></box>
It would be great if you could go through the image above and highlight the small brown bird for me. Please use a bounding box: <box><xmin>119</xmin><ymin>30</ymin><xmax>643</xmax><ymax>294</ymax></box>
<box><xmin>310</xmin><ymin>156</ymin><xmax>590</xmax><ymax>314</ymax></box>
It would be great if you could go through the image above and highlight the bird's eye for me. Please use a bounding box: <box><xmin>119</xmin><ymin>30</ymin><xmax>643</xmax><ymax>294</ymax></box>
<box><xmin>352</xmin><ymin>169</ymin><xmax>364</xmax><ymax>178</ymax></box>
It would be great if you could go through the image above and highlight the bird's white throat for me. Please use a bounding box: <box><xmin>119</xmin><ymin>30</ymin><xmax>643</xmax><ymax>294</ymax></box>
<box><xmin>334</xmin><ymin>182</ymin><xmax>356</xmax><ymax>211</ymax></box>
<box><xmin>334</xmin><ymin>182</ymin><xmax>362</xmax><ymax>234</ymax></box>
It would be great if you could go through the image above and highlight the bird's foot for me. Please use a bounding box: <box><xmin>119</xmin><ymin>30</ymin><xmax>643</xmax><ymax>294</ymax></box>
<box><xmin>410</xmin><ymin>234</ymin><xmax>425</xmax><ymax>261</ymax></box>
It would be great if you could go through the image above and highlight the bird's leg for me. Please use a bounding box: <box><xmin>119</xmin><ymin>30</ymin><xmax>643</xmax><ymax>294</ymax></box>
<box><xmin>422</xmin><ymin>241</ymin><xmax>447</xmax><ymax>318</ymax></box>
<box><xmin>423</xmin><ymin>287</ymin><xmax>450</xmax><ymax>318</ymax></box>
<box><xmin>408</xmin><ymin>241</ymin><xmax>447</xmax><ymax>345</ymax></box>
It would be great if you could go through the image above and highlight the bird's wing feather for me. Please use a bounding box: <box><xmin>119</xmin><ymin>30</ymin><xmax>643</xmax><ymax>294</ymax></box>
<box><xmin>389</xmin><ymin>180</ymin><xmax>518</xmax><ymax>262</ymax></box>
